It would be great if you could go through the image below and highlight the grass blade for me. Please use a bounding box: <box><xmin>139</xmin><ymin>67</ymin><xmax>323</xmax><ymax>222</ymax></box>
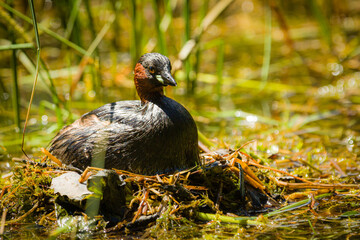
<box><xmin>174</xmin><ymin>0</ymin><xmax>234</xmax><ymax>71</ymax></box>
<box><xmin>9</xmin><ymin>15</ymin><xmax>21</xmax><ymax>133</ymax></box>
<box><xmin>64</xmin><ymin>0</ymin><xmax>82</xmax><ymax>40</ymax></box>
<box><xmin>130</xmin><ymin>0</ymin><xmax>143</xmax><ymax>67</ymax></box>
<box><xmin>260</xmin><ymin>1</ymin><xmax>272</xmax><ymax>90</ymax></box>
<box><xmin>0</xmin><ymin>1</ymin><xmax>87</xmax><ymax>55</ymax></box>
<box><xmin>21</xmin><ymin>0</ymin><xmax>41</xmax><ymax>158</ymax></box>
<box><xmin>196</xmin><ymin>212</ymin><xmax>264</xmax><ymax>226</ymax></box>
<box><xmin>152</xmin><ymin>0</ymin><xmax>167</xmax><ymax>55</ymax></box>
<box><xmin>70</xmin><ymin>14</ymin><xmax>115</xmax><ymax>96</ymax></box>
<box><xmin>0</xmin><ymin>43</ymin><xmax>33</xmax><ymax>51</ymax></box>
<box><xmin>183</xmin><ymin>0</ymin><xmax>192</xmax><ymax>94</ymax></box>
<box><xmin>264</xmin><ymin>192</ymin><xmax>333</xmax><ymax>218</ymax></box>
<box><xmin>309</xmin><ymin>0</ymin><xmax>332</xmax><ymax>49</ymax></box>
<box><xmin>216</xmin><ymin>40</ymin><xmax>224</xmax><ymax>108</ymax></box>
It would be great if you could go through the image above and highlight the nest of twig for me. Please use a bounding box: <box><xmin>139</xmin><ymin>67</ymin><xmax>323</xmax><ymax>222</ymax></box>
<box><xmin>1</xmin><ymin>146</ymin><xmax>359</xmax><ymax>237</ymax></box>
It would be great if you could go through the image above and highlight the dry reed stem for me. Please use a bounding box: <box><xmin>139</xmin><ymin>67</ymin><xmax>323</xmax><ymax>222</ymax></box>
<box><xmin>114</xmin><ymin>169</ymin><xmax>161</xmax><ymax>179</ymax></box>
<box><xmin>233</xmin><ymin>158</ymin><xmax>263</xmax><ymax>185</ymax></box>
<box><xmin>6</xmin><ymin>201</ymin><xmax>39</xmax><ymax>224</ymax></box>
<box><xmin>0</xmin><ymin>208</ymin><xmax>7</xmax><ymax>235</ymax></box>
<box><xmin>77</xmin><ymin>166</ymin><xmax>105</xmax><ymax>183</ymax></box>
<box><xmin>229</xmin><ymin>166</ymin><xmax>265</xmax><ymax>190</ymax></box>
<box><xmin>249</xmin><ymin>161</ymin><xmax>314</xmax><ymax>184</ymax></box>
<box><xmin>284</xmin><ymin>190</ymin><xmax>330</xmax><ymax>201</ymax></box>
<box><xmin>329</xmin><ymin>159</ymin><xmax>346</xmax><ymax>176</ymax></box>
<box><xmin>79</xmin><ymin>169</ymin><xmax>94</xmax><ymax>183</ymax></box>
<box><xmin>237</xmin><ymin>140</ymin><xmax>257</xmax><ymax>151</ymax></box>
<box><xmin>198</xmin><ymin>141</ymin><xmax>211</xmax><ymax>153</ymax></box>
<box><xmin>271</xmin><ymin>177</ymin><xmax>360</xmax><ymax>190</ymax></box>
<box><xmin>182</xmin><ymin>185</ymin><xmax>207</xmax><ymax>191</ymax></box>
<box><xmin>149</xmin><ymin>188</ymin><xmax>162</xmax><ymax>197</ymax></box>
<box><xmin>129</xmin><ymin>196</ymin><xmax>140</xmax><ymax>209</ymax></box>
<box><xmin>168</xmin><ymin>194</ymin><xmax>180</xmax><ymax>205</ymax></box>
<box><xmin>0</xmin><ymin>185</ymin><xmax>11</xmax><ymax>201</ymax></box>
<box><xmin>132</xmin><ymin>189</ymin><xmax>150</xmax><ymax>223</ymax></box>
<box><xmin>227</xmin><ymin>155</ymin><xmax>266</xmax><ymax>190</ymax></box>
<box><xmin>169</xmin><ymin>205</ymin><xmax>180</xmax><ymax>215</ymax></box>
<box><xmin>1</xmin><ymin>185</ymin><xmax>20</xmax><ymax>205</ymax></box>
<box><xmin>38</xmin><ymin>210</ymin><xmax>55</xmax><ymax>225</ymax></box>
<box><xmin>41</xmin><ymin>148</ymin><xmax>62</xmax><ymax>167</ymax></box>
<box><xmin>215</xmin><ymin>181</ymin><xmax>223</xmax><ymax>210</ymax></box>
<box><xmin>156</xmin><ymin>174</ymin><xmax>163</xmax><ymax>183</ymax></box>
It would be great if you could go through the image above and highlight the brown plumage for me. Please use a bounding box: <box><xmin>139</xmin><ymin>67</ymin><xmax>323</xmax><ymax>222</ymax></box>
<box><xmin>49</xmin><ymin>53</ymin><xmax>199</xmax><ymax>175</ymax></box>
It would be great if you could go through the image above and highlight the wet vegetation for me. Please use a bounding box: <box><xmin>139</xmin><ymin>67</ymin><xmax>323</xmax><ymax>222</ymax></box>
<box><xmin>0</xmin><ymin>0</ymin><xmax>360</xmax><ymax>239</ymax></box>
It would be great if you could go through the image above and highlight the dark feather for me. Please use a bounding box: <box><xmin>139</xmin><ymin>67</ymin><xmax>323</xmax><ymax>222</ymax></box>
<box><xmin>49</xmin><ymin>97</ymin><xmax>199</xmax><ymax>174</ymax></box>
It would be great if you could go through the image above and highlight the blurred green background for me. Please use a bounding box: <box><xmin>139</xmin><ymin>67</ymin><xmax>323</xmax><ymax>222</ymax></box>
<box><xmin>0</xmin><ymin>0</ymin><xmax>359</xmax><ymax>160</ymax></box>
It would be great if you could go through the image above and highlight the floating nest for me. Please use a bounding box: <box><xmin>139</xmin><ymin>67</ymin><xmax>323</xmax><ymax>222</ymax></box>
<box><xmin>0</xmin><ymin>146</ymin><xmax>359</xmax><ymax>238</ymax></box>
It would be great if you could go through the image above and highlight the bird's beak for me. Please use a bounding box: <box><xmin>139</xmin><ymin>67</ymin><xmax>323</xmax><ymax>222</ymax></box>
<box><xmin>156</xmin><ymin>71</ymin><xmax>177</xmax><ymax>87</ymax></box>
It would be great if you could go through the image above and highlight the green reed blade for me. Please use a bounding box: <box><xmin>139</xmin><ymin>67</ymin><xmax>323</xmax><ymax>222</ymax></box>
<box><xmin>64</xmin><ymin>0</ymin><xmax>82</xmax><ymax>40</ymax></box>
<box><xmin>264</xmin><ymin>193</ymin><xmax>333</xmax><ymax>218</ymax></box>
<box><xmin>108</xmin><ymin>0</ymin><xmax>122</xmax><ymax>49</ymax></box>
<box><xmin>17</xmin><ymin>48</ymin><xmax>65</xmax><ymax>128</ymax></box>
<box><xmin>0</xmin><ymin>1</ymin><xmax>87</xmax><ymax>55</ymax></box>
<box><xmin>152</xmin><ymin>0</ymin><xmax>167</xmax><ymax>55</ymax></box>
<box><xmin>287</xmin><ymin>110</ymin><xmax>340</xmax><ymax>130</ymax></box>
<box><xmin>84</xmin><ymin>0</ymin><xmax>97</xmax><ymax>46</ymax></box>
<box><xmin>309</xmin><ymin>0</ymin><xmax>332</xmax><ymax>49</ymax></box>
<box><xmin>177</xmin><ymin>0</ymin><xmax>234</xmax><ymax>66</ymax></box>
<box><xmin>39</xmin><ymin>59</ymin><xmax>64</xmax><ymax>127</ymax></box>
<box><xmin>260</xmin><ymin>1</ymin><xmax>272</xmax><ymax>91</ymax></box>
<box><xmin>161</xmin><ymin>0</ymin><xmax>173</xmax><ymax>32</ymax></box>
<box><xmin>0</xmin><ymin>3</ymin><xmax>65</xmax><ymax>127</ymax></box>
<box><xmin>196</xmin><ymin>212</ymin><xmax>263</xmax><ymax>226</ymax></box>
<box><xmin>216</xmin><ymin>40</ymin><xmax>224</xmax><ymax>108</ymax></box>
<box><xmin>21</xmin><ymin>0</ymin><xmax>41</xmax><ymax>158</ymax></box>
<box><xmin>9</xmin><ymin>26</ymin><xmax>21</xmax><ymax>133</ymax></box>
<box><xmin>69</xmin><ymin>14</ymin><xmax>115</xmax><ymax>97</ymax></box>
<box><xmin>183</xmin><ymin>0</ymin><xmax>192</xmax><ymax>94</ymax></box>
<box><xmin>130</xmin><ymin>0</ymin><xmax>143</xmax><ymax>68</ymax></box>
<box><xmin>198</xmin><ymin>130</ymin><xmax>215</xmax><ymax>148</ymax></box>
<box><xmin>193</xmin><ymin>1</ymin><xmax>208</xmax><ymax>98</ymax></box>
<box><xmin>85</xmin><ymin>15</ymin><xmax>115</xmax><ymax>58</ymax></box>
<box><xmin>0</xmin><ymin>43</ymin><xmax>34</xmax><ymax>51</ymax></box>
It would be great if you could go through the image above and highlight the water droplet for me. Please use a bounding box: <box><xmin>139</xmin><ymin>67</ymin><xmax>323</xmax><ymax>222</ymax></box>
<box><xmin>2</xmin><ymin>93</ymin><xmax>9</xmax><ymax>100</ymax></box>
<box><xmin>318</xmin><ymin>85</ymin><xmax>329</xmax><ymax>96</ymax></box>
<box><xmin>270</xmin><ymin>145</ymin><xmax>279</xmax><ymax>154</ymax></box>
<box><xmin>44</xmin><ymin>0</ymin><xmax>53</xmax><ymax>10</ymax></box>
<box><xmin>41</xmin><ymin>115</ymin><xmax>48</xmax><ymax>125</ymax></box>
<box><xmin>347</xmin><ymin>78</ymin><xmax>356</xmax><ymax>89</ymax></box>
<box><xmin>246</xmin><ymin>115</ymin><xmax>258</xmax><ymax>123</ymax></box>
<box><xmin>327</xmin><ymin>63</ymin><xmax>343</xmax><ymax>76</ymax></box>
<box><xmin>235</xmin><ymin>111</ymin><xmax>242</xmax><ymax>118</ymax></box>
<box><xmin>65</xmin><ymin>93</ymin><xmax>70</xmax><ymax>101</ymax></box>
<box><xmin>88</xmin><ymin>90</ymin><xmax>96</xmax><ymax>98</ymax></box>
<box><xmin>29</xmin><ymin>118</ymin><xmax>37</xmax><ymax>125</ymax></box>
<box><xmin>242</xmin><ymin>0</ymin><xmax>254</xmax><ymax>12</ymax></box>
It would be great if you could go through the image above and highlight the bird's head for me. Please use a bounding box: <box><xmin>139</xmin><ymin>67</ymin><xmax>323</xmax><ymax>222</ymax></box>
<box><xmin>134</xmin><ymin>53</ymin><xmax>176</xmax><ymax>102</ymax></box>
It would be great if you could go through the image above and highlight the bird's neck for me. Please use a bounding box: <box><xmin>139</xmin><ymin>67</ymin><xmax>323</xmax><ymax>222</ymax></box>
<box><xmin>134</xmin><ymin>63</ymin><xmax>164</xmax><ymax>103</ymax></box>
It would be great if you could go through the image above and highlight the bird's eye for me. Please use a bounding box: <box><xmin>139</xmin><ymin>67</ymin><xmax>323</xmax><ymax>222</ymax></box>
<box><xmin>149</xmin><ymin>66</ymin><xmax>155</xmax><ymax>74</ymax></box>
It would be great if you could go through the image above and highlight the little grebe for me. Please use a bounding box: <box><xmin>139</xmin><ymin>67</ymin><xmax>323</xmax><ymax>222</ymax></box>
<box><xmin>49</xmin><ymin>53</ymin><xmax>199</xmax><ymax>174</ymax></box>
